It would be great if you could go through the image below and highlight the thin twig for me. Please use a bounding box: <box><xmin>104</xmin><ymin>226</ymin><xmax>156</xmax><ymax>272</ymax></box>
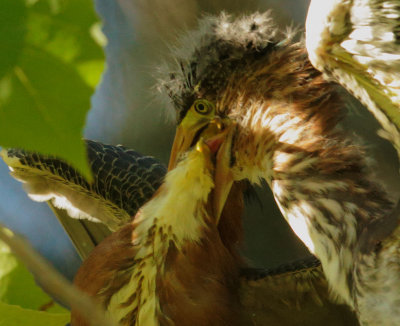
<box><xmin>0</xmin><ymin>224</ymin><xmax>117</xmax><ymax>326</ymax></box>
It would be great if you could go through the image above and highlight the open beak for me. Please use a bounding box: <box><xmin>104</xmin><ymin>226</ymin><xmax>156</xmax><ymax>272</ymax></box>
<box><xmin>169</xmin><ymin>112</ymin><xmax>236</xmax><ymax>223</ymax></box>
<box><xmin>208</xmin><ymin>122</ymin><xmax>236</xmax><ymax>223</ymax></box>
<box><xmin>168</xmin><ymin>116</ymin><xmax>225</xmax><ymax>171</ymax></box>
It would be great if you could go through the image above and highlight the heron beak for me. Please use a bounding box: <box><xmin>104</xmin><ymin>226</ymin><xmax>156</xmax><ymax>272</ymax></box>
<box><xmin>168</xmin><ymin>116</ymin><xmax>225</xmax><ymax>171</ymax></box>
<box><xmin>168</xmin><ymin>117</ymin><xmax>211</xmax><ymax>171</ymax></box>
<box><xmin>209</xmin><ymin>122</ymin><xmax>236</xmax><ymax>223</ymax></box>
<box><xmin>169</xmin><ymin>113</ymin><xmax>236</xmax><ymax>223</ymax></box>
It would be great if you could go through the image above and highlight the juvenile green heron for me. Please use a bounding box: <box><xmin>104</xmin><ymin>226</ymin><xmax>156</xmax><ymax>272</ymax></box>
<box><xmin>159</xmin><ymin>11</ymin><xmax>400</xmax><ymax>326</ymax></box>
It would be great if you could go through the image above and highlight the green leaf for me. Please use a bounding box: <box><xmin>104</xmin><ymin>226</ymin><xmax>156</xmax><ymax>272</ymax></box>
<box><xmin>0</xmin><ymin>301</ymin><xmax>69</xmax><ymax>326</ymax></box>
<box><xmin>0</xmin><ymin>0</ymin><xmax>26</xmax><ymax>79</ymax></box>
<box><xmin>0</xmin><ymin>0</ymin><xmax>105</xmax><ymax>179</ymax></box>
<box><xmin>0</xmin><ymin>236</ymin><xmax>68</xmax><ymax>314</ymax></box>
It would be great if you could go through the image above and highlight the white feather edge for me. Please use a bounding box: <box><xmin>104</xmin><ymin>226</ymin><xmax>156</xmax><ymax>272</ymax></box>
<box><xmin>0</xmin><ymin>149</ymin><xmax>129</xmax><ymax>231</ymax></box>
<box><xmin>306</xmin><ymin>0</ymin><xmax>400</xmax><ymax>163</ymax></box>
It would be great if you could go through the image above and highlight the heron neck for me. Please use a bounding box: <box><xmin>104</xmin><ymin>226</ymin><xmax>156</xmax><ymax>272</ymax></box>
<box><xmin>229</xmin><ymin>71</ymin><xmax>394</xmax><ymax>306</ymax></box>
<box><xmin>107</xmin><ymin>150</ymin><xmax>239</xmax><ymax>325</ymax></box>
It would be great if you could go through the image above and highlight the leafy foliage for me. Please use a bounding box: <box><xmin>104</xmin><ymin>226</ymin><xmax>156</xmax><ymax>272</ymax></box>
<box><xmin>0</xmin><ymin>0</ymin><xmax>106</xmax><ymax>323</ymax></box>
<box><xmin>0</xmin><ymin>0</ymin><xmax>105</xmax><ymax>179</ymax></box>
<box><xmin>0</xmin><ymin>302</ymin><xmax>69</xmax><ymax>326</ymax></box>
<box><xmin>0</xmin><ymin>236</ymin><xmax>70</xmax><ymax>325</ymax></box>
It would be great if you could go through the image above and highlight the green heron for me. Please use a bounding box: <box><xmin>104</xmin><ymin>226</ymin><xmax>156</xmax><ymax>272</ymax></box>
<box><xmin>159</xmin><ymin>10</ymin><xmax>400</xmax><ymax>326</ymax></box>
<box><xmin>70</xmin><ymin>117</ymin><xmax>242</xmax><ymax>325</ymax></box>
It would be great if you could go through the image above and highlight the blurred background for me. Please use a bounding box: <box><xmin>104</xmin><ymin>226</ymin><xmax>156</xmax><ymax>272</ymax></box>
<box><xmin>1</xmin><ymin>0</ymin><xmax>399</xmax><ymax>280</ymax></box>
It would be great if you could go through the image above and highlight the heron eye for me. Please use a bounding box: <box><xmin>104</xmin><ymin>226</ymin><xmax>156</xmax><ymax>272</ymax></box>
<box><xmin>193</xmin><ymin>99</ymin><xmax>214</xmax><ymax>115</ymax></box>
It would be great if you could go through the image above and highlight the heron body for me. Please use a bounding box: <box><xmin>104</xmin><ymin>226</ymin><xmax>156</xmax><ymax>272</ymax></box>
<box><xmin>71</xmin><ymin>118</ymin><xmax>242</xmax><ymax>325</ymax></box>
<box><xmin>160</xmin><ymin>12</ymin><xmax>399</xmax><ymax>325</ymax></box>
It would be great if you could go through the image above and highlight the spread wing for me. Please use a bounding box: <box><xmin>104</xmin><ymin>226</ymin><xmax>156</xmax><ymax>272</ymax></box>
<box><xmin>240</xmin><ymin>257</ymin><xmax>359</xmax><ymax>325</ymax></box>
<box><xmin>306</xmin><ymin>0</ymin><xmax>400</xmax><ymax>156</ymax></box>
<box><xmin>1</xmin><ymin>140</ymin><xmax>166</xmax><ymax>258</ymax></box>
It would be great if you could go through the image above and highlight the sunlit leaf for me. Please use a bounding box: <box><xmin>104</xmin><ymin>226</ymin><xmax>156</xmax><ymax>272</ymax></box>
<box><xmin>0</xmin><ymin>0</ymin><xmax>26</xmax><ymax>79</ymax></box>
<box><xmin>0</xmin><ymin>0</ymin><xmax>105</xmax><ymax>179</ymax></box>
<box><xmin>0</xmin><ymin>236</ymin><xmax>68</xmax><ymax>313</ymax></box>
<box><xmin>0</xmin><ymin>301</ymin><xmax>69</xmax><ymax>326</ymax></box>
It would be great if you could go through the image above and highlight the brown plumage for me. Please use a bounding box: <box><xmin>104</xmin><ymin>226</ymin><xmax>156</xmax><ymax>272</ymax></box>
<box><xmin>71</xmin><ymin>173</ymin><xmax>358</xmax><ymax>326</ymax></box>
<box><xmin>159</xmin><ymin>12</ymin><xmax>398</xmax><ymax>324</ymax></box>
<box><xmin>2</xmin><ymin>11</ymin><xmax>364</xmax><ymax>325</ymax></box>
<box><xmin>156</xmin><ymin>205</ymin><xmax>240</xmax><ymax>326</ymax></box>
<box><xmin>2</xmin><ymin>103</ymin><xmax>358</xmax><ymax>325</ymax></box>
<box><xmin>72</xmin><ymin>137</ymin><xmax>242</xmax><ymax>326</ymax></box>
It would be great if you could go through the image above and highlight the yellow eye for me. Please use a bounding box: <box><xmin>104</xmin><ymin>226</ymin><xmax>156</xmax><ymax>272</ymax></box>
<box><xmin>193</xmin><ymin>99</ymin><xmax>214</xmax><ymax>115</ymax></box>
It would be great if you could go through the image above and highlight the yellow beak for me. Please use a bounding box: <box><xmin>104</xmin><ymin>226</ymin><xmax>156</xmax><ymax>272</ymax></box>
<box><xmin>169</xmin><ymin>113</ymin><xmax>236</xmax><ymax>223</ymax></box>
<box><xmin>210</xmin><ymin>122</ymin><xmax>236</xmax><ymax>223</ymax></box>
<box><xmin>168</xmin><ymin>116</ymin><xmax>212</xmax><ymax>171</ymax></box>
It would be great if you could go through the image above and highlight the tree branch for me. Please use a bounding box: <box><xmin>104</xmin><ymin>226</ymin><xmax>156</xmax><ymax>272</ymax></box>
<box><xmin>0</xmin><ymin>224</ymin><xmax>117</xmax><ymax>326</ymax></box>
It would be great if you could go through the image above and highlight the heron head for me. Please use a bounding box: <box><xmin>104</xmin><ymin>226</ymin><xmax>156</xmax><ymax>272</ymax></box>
<box><xmin>168</xmin><ymin>98</ymin><xmax>236</xmax><ymax>223</ymax></box>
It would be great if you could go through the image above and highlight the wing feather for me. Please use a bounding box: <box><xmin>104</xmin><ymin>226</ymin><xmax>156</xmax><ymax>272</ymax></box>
<box><xmin>1</xmin><ymin>140</ymin><xmax>166</xmax><ymax>258</ymax></box>
<box><xmin>240</xmin><ymin>257</ymin><xmax>359</xmax><ymax>325</ymax></box>
<box><xmin>306</xmin><ymin>0</ymin><xmax>400</xmax><ymax>157</ymax></box>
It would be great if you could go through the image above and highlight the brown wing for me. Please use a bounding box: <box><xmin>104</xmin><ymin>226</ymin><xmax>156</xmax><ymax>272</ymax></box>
<box><xmin>71</xmin><ymin>222</ymin><xmax>137</xmax><ymax>326</ymax></box>
<box><xmin>240</xmin><ymin>257</ymin><xmax>359</xmax><ymax>326</ymax></box>
<box><xmin>306</xmin><ymin>0</ymin><xmax>400</xmax><ymax>158</ymax></box>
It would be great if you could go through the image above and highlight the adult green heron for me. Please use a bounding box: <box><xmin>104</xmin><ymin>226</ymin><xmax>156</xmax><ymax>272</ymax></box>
<box><xmin>159</xmin><ymin>10</ymin><xmax>400</xmax><ymax>326</ymax></box>
<box><xmin>70</xmin><ymin>116</ymin><xmax>241</xmax><ymax>325</ymax></box>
